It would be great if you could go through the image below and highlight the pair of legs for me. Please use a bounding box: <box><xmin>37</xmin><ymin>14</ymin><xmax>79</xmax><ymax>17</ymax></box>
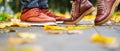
<box><xmin>20</xmin><ymin>0</ymin><xmax>67</xmax><ymax>22</ymax></box>
<box><xmin>64</xmin><ymin>0</ymin><xmax>120</xmax><ymax>25</ymax></box>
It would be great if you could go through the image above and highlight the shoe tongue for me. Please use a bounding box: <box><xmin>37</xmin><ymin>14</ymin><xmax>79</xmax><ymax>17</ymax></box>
<box><xmin>97</xmin><ymin>0</ymin><xmax>108</xmax><ymax>15</ymax></box>
<box><xmin>97</xmin><ymin>0</ymin><xmax>106</xmax><ymax>13</ymax></box>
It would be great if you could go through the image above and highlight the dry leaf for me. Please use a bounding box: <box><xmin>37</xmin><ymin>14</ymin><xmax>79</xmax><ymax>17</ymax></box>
<box><xmin>0</xmin><ymin>23</ymin><xmax>6</xmax><ymax>29</ymax></box>
<box><xmin>47</xmin><ymin>30</ymin><xmax>64</xmax><ymax>34</ymax></box>
<box><xmin>44</xmin><ymin>25</ymin><xmax>66</xmax><ymax>30</ymax></box>
<box><xmin>8</xmin><ymin>37</ymin><xmax>24</xmax><ymax>44</ymax></box>
<box><xmin>91</xmin><ymin>33</ymin><xmax>116</xmax><ymax>44</ymax></box>
<box><xmin>8</xmin><ymin>37</ymin><xmax>35</xmax><ymax>45</ymax></box>
<box><xmin>17</xmin><ymin>32</ymin><xmax>36</xmax><ymax>39</ymax></box>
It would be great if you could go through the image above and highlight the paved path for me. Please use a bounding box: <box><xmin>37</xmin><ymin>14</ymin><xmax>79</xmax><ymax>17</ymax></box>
<box><xmin>0</xmin><ymin>26</ymin><xmax>120</xmax><ymax>51</ymax></box>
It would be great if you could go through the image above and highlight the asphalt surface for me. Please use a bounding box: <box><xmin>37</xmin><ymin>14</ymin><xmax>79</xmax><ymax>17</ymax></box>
<box><xmin>0</xmin><ymin>26</ymin><xmax>120</xmax><ymax>51</ymax></box>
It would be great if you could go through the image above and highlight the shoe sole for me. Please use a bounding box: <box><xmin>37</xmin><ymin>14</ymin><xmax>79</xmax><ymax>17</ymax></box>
<box><xmin>64</xmin><ymin>7</ymin><xmax>95</xmax><ymax>24</ymax></box>
<box><xmin>95</xmin><ymin>0</ymin><xmax>120</xmax><ymax>25</ymax></box>
<box><xmin>21</xmin><ymin>22</ymin><xmax>57</xmax><ymax>26</ymax></box>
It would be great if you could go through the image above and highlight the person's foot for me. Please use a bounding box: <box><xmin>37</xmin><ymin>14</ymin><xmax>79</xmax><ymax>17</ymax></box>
<box><xmin>64</xmin><ymin>0</ymin><xmax>95</xmax><ymax>24</ymax></box>
<box><xmin>95</xmin><ymin>0</ymin><xmax>120</xmax><ymax>25</ymax></box>
<box><xmin>41</xmin><ymin>9</ymin><xmax>69</xmax><ymax>21</ymax></box>
<box><xmin>20</xmin><ymin>8</ymin><xmax>56</xmax><ymax>22</ymax></box>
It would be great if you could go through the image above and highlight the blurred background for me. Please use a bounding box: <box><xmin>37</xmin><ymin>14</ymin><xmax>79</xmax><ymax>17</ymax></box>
<box><xmin>0</xmin><ymin>0</ymin><xmax>119</xmax><ymax>13</ymax></box>
<box><xmin>0</xmin><ymin>0</ymin><xmax>120</xmax><ymax>21</ymax></box>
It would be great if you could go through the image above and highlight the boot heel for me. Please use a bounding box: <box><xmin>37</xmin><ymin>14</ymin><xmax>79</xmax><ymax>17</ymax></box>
<box><xmin>73</xmin><ymin>7</ymin><xmax>95</xmax><ymax>23</ymax></box>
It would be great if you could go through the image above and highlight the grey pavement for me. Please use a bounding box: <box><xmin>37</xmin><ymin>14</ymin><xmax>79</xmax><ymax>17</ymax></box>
<box><xmin>0</xmin><ymin>26</ymin><xmax>120</xmax><ymax>51</ymax></box>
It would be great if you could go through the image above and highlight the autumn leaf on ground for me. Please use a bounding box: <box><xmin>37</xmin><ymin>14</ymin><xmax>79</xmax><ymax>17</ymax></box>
<box><xmin>44</xmin><ymin>25</ymin><xmax>66</xmax><ymax>30</ymax></box>
<box><xmin>0</xmin><ymin>23</ymin><xmax>6</xmax><ymax>29</ymax></box>
<box><xmin>14</xmin><ymin>23</ymin><xmax>30</xmax><ymax>28</ymax></box>
<box><xmin>47</xmin><ymin>30</ymin><xmax>64</xmax><ymax>34</ymax></box>
<box><xmin>8</xmin><ymin>37</ymin><xmax>24</xmax><ymax>44</ymax></box>
<box><xmin>17</xmin><ymin>32</ymin><xmax>36</xmax><ymax>39</ymax></box>
<box><xmin>111</xmin><ymin>12</ymin><xmax>120</xmax><ymax>22</ymax></box>
<box><xmin>82</xmin><ymin>15</ymin><xmax>95</xmax><ymax>21</ymax></box>
<box><xmin>44</xmin><ymin>25</ymin><xmax>92</xmax><ymax>30</ymax></box>
<box><xmin>66</xmin><ymin>25</ymin><xmax>93</xmax><ymax>30</ymax></box>
<box><xmin>8</xmin><ymin>32</ymin><xmax>37</xmax><ymax>45</ymax></box>
<box><xmin>91</xmin><ymin>33</ymin><xmax>116</xmax><ymax>44</ymax></box>
<box><xmin>14</xmin><ymin>12</ymin><xmax>21</xmax><ymax>19</ymax></box>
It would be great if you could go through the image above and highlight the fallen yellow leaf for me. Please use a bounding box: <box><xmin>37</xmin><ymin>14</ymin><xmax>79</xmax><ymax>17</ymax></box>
<box><xmin>44</xmin><ymin>25</ymin><xmax>66</xmax><ymax>30</ymax></box>
<box><xmin>8</xmin><ymin>37</ymin><xmax>35</xmax><ymax>45</ymax></box>
<box><xmin>47</xmin><ymin>30</ymin><xmax>64</xmax><ymax>34</ymax></box>
<box><xmin>83</xmin><ymin>15</ymin><xmax>95</xmax><ymax>20</ymax></box>
<box><xmin>91</xmin><ymin>33</ymin><xmax>116</xmax><ymax>44</ymax></box>
<box><xmin>11</xmin><ymin>22</ymin><xmax>30</xmax><ymax>27</ymax></box>
<box><xmin>103</xmin><ymin>37</ymin><xmax>116</xmax><ymax>44</ymax></box>
<box><xmin>66</xmin><ymin>25</ymin><xmax>92</xmax><ymax>30</ymax></box>
<box><xmin>0</xmin><ymin>23</ymin><xmax>6</xmax><ymax>29</ymax></box>
<box><xmin>91</xmin><ymin>33</ymin><xmax>104</xmax><ymax>43</ymax></box>
<box><xmin>17</xmin><ymin>32</ymin><xmax>36</xmax><ymax>39</ymax></box>
<box><xmin>44</xmin><ymin>25</ymin><xmax>92</xmax><ymax>30</ymax></box>
<box><xmin>8</xmin><ymin>37</ymin><xmax>23</xmax><ymax>44</ymax></box>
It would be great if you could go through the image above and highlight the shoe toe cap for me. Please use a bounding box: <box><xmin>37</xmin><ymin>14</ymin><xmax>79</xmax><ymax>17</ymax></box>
<box><xmin>94</xmin><ymin>15</ymin><xmax>107</xmax><ymax>25</ymax></box>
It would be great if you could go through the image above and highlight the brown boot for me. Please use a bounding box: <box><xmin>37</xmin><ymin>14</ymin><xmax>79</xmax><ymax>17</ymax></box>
<box><xmin>64</xmin><ymin>0</ymin><xmax>95</xmax><ymax>24</ymax></box>
<box><xmin>95</xmin><ymin>0</ymin><xmax>120</xmax><ymax>25</ymax></box>
<box><xmin>20</xmin><ymin>8</ymin><xmax>56</xmax><ymax>22</ymax></box>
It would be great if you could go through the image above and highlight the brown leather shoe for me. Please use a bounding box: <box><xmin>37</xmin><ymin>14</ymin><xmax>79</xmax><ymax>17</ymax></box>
<box><xmin>20</xmin><ymin>8</ymin><xmax>56</xmax><ymax>22</ymax></box>
<box><xmin>41</xmin><ymin>9</ymin><xmax>69</xmax><ymax>21</ymax></box>
<box><xmin>64</xmin><ymin>0</ymin><xmax>95</xmax><ymax>24</ymax></box>
<box><xmin>95</xmin><ymin>0</ymin><xmax>120</xmax><ymax>25</ymax></box>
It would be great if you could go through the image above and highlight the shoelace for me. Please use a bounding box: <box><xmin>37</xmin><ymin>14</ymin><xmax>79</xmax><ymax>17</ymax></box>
<box><xmin>70</xmin><ymin>0</ymin><xmax>75</xmax><ymax>15</ymax></box>
<box><xmin>97</xmin><ymin>0</ymin><xmax>106</xmax><ymax>12</ymax></box>
<box><xmin>71</xmin><ymin>0</ymin><xmax>82</xmax><ymax>17</ymax></box>
<box><xmin>44</xmin><ymin>10</ymin><xmax>57</xmax><ymax>17</ymax></box>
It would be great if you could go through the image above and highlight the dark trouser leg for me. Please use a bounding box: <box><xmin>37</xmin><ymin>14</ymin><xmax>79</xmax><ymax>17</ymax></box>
<box><xmin>38</xmin><ymin>0</ymin><xmax>48</xmax><ymax>9</ymax></box>
<box><xmin>21</xmin><ymin>0</ymin><xmax>39</xmax><ymax>9</ymax></box>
